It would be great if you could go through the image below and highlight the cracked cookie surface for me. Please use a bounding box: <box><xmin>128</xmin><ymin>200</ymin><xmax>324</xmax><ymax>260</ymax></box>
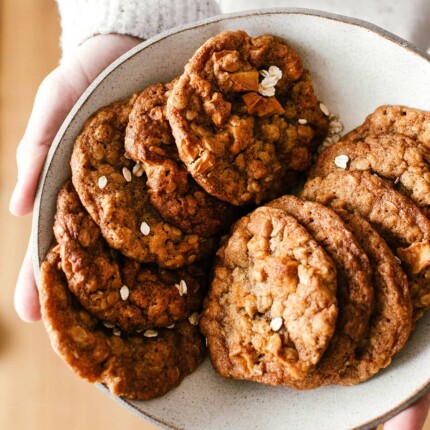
<box><xmin>167</xmin><ymin>30</ymin><xmax>328</xmax><ymax>206</ymax></box>
<box><xmin>345</xmin><ymin>105</ymin><xmax>430</xmax><ymax>150</ymax></box>
<box><xmin>200</xmin><ymin>206</ymin><xmax>338</xmax><ymax>384</ymax></box>
<box><xmin>267</xmin><ymin>195</ymin><xmax>373</xmax><ymax>388</ymax></box>
<box><xmin>302</xmin><ymin>171</ymin><xmax>430</xmax><ymax>319</ymax></box>
<box><xmin>71</xmin><ymin>96</ymin><xmax>216</xmax><ymax>268</ymax></box>
<box><xmin>125</xmin><ymin>82</ymin><xmax>238</xmax><ymax>236</ymax></box>
<box><xmin>39</xmin><ymin>247</ymin><xmax>206</xmax><ymax>400</ymax></box>
<box><xmin>54</xmin><ymin>181</ymin><xmax>207</xmax><ymax>332</ymax></box>
<box><xmin>330</xmin><ymin>210</ymin><xmax>412</xmax><ymax>385</ymax></box>
<box><xmin>310</xmin><ymin>134</ymin><xmax>430</xmax><ymax>216</ymax></box>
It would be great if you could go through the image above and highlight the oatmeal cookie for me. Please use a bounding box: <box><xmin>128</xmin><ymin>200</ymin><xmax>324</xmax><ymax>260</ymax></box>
<box><xmin>302</xmin><ymin>171</ymin><xmax>430</xmax><ymax>319</ymax></box>
<box><xmin>345</xmin><ymin>105</ymin><xmax>430</xmax><ymax>149</ymax></box>
<box><xmin>39</xmin><ymin>247</ymin><xmax>206</xmax><ymax>400</ymax></box>
<box><xmin>167</xmin><ymin>30</ymin><xmax>328</xmax><ymax>206</ymax></box>
<box><xmin>124</xmin><ymin>82</ymin><xmax>237</xmax><ymax>237</ymax></box>
<box><xmin>310</xmin><ymin>134</ymin><xmax>430</xmax><ymax>216</ymax></box>
<box><xmin>331</xmin><ymin>210</ymin><xmax>412</xmax><ymax>385</ymax></box>
<box><xmin>71</xmin><ymin>96</ymin><xmax>216</xmax><ymax>268</ymax></box>
<box><xmin>54</xmin><ymin>181</ymin><xmax>206</xmax><ymax>332</ymax></box>
<box><xmin>200</xmin><ymin>206</ymin><xmax>338</xmax><ymax>383</ymax></box>
<box><xmin>267</xmin><ymin>195</ymin><xmax>373</xmax><ymax>388</ymax></box>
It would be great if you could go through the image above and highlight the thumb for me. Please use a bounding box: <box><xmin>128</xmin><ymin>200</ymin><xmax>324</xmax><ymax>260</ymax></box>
<box><xmin>9</xmin><ymin>68</ymin><xmax>81</xmax><ymax>216</ymax></box>
<box><xmin>14</xmin><ymin>238</ymin><xmax>41</xmax><ymax>322</ymax></box>
<box><xmin>9</xmin><ymin>34</ymin><xmax>143</xmax><ymax>217</ymax></box>
<box><xmin>383</xmin><ymin>392</ymin><xmax>430</xmax><ymax>430</ymax></box>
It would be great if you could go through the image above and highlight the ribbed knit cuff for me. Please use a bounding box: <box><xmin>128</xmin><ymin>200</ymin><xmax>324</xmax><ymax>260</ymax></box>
<box><xmin>56</xmin><ymin>0</ymin><xmax>221</xmax><ymax>56</ymax></box>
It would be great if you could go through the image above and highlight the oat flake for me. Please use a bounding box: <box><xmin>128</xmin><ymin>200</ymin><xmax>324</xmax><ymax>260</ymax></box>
<box><xmin>334</xmin><ymin>154</ymin><xmax>349</xmax><ymax>169</ymax></box>
<box><xmin>320</xmin><ymin>103</ymin><xmax>330</xmax><ymax>116</ymax></box>
<box><xmin>188</xmin><ymin>312</ymin><xmax>199</xmax><ymax>326</ymax></box>
<box><xmin>144</xmin><ymin>329</ymin><xmax>158</xmax><ymax>338</ymax></box>
<box><xmin>120</xmin><ymin>285</ymin><xmax>129</xmax><ymax>300</ymax></box>
<box><xmin>258</xmin><ymin>65</ymin><xmax>282</xmax><ymax>97</ymax></box>
<box><xmin>268</xmin><ymin>65</ymin><xmax>282</xmax><ymax>79</ymax></box>
<box><xmin>140</xmin><ymin>222</ymin><xmax>150</xmax><ymax>236</ymax></box>
<box><xmin>270</xmin><ymin>317</ymin><xmax>283</xmax><ymax>332</ymax></box>
<box><xmin>260</xmin><ymin>75</ymin><xmax>278</xmax><ymax>87</ymax></box>
<box><xmin>258</xmin><ymin>85</ymin><xmax>276</xmax><ymax>97</ymax></box>
<box><xmin>112</xmin><ymin>327</ymin><xmax>121</xmax><ymax>336</ymax></box>
<box><xmin>98</xmin><ymin>176</ymin><xmax>108</xmax><ymax>189</ymax></box>
<box><xmin>175</xmin><ymin>280</ymin><xmax>188</xmax><ymax>296</ymax></box>
<box><xmin>177</xmin><ymin>279</ymin><xmax>188</xmax><ymax>296</ymax></box>
<box><xmin>318</xmin><ymin>113</ymin><xmax>344</xmax><ymax>153</ymax></box>
<box><xmin>122</xmin><ymin>167</ymin><xmax>132</xmax><ymax>182</ymax></box>
<box><xmin>331</xmin><ymin>134</ymin><xmax>341</xmax><ymax>144</ymax></box>
<box><xmin>133</xmin><ymin>162</ymin><xmax>144</xmax><ymax>177</ymax></box>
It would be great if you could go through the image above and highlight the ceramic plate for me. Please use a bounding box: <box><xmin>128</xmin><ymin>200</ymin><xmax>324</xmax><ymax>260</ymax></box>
<box><xmin>33</xmin><ymin>8</ymin><xmax>430</xmax><ymax>430</ymax></box>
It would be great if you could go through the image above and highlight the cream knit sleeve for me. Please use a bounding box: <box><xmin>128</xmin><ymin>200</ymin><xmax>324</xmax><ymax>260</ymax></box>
<box><xmin>56</xmin><ymin>0</ymin><xmax>221</xmax><ymax>56</ymax></box>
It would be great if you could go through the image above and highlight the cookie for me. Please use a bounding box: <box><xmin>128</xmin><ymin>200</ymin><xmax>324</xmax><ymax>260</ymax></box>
<box><xmin>200</xmin><ymin>206</ymin><xmax>338</xmax><ymax>383</ymax></box>
<box><xmin>39</xmin><ymin>247</ymin><xmax>206</xmax><ymax>400</ymax></box>
<box><xmin>301</xmin><ymin>171</ymin><xmax>430</xmax><ymax>319</ymax></box>
<box><xmin>54</xmin><ymin>181</ymin><xmax>207</xmax><ymax>332</ymax></box>
<box><xmin>330</xmin><ymin>210</ymin><xmax>412</xmax><ymax>385</ymax></box>
<box><xmin>267</xmin><ymin>195</ymin><xmax>373</xmax><ymax>388</ymax></box>
<box><xmin>167</xmin><ymin>30</ymin><xmax>328</xmax><ymax>206</ymax></box>
<box><xmin>71</xmin><ymin>96</ymin><xmax>216</xmax><ymax>268</ymax></box>
<box><xmin>124</xmin><ymin>82</ymin><xmax>238</xmax><ymax>236</ymax></box>
<box><xmin>345</xmin><ymin>105</ymin><xmax>430</xmax><ymax>149</ymax></box>
<box><xmin>309</xmin><ymin>134</ymin><xmax>430</xmax><ymax>216</ymax></box>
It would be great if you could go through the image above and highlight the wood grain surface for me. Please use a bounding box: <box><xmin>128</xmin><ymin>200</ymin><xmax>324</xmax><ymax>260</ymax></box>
<box><xmin>0</xmin><ymin>1</ymin><xmax>429</xmax><ymax>430</ymax></box>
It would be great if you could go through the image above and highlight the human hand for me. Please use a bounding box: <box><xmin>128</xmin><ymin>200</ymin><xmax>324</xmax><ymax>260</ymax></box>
<box><xmin>380</xmin><ymin>391</ymin><xmax>430</xmax><ymax>429</ymax></box>
<box><xmin>9</xmin><ymin>33</ymin><xmax>142</xmax><ymax>322</ymax></box>
<box><xmin>9</xmin><ymin>29</ymin><xmax>430</xmax><ymax>430</ymax></box>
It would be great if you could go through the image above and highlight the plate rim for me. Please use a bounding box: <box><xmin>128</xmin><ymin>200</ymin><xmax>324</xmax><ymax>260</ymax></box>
<box><xmin>32</xmin><ymin>7</ymin><xmax>430</xmax><ymax>430</ymax></box>
<box><xmin>96</xmin><ymin>374</ymin><xmax>430</xmax><ymax>430</ymax></box>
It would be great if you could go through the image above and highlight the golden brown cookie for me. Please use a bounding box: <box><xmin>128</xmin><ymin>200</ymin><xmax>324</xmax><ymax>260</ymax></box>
<box><xmin>39</xmin><ymin>247</ymin><xmax>206</xmax><ymax>400</ymax></box>
<box><xmin>54</xmin><ymin>181</ymin><xmax>207</xmax><ymax>332</ymax></box>
<box><xmin>71</xmin><ymin>96</ymin><xmax>216</xmax><ymax>268</ymax></box>
<box><xmin>301</xmin><ymin>171</ymin><xmax>430</xmax><ymax>319</ymax></box>
<box><xmin>345</xmin><ymin>105</ymin><xmax>430</xmax><ymax>149</ymax></box>
<box><xmin>267</xmin><ymin>195</ymin><xmax>373</xmax><ymax>388</ymax></box>
<box><xmin>200</xmin><ymin>206</ymin><xmax>338</xmax><ymax>383</ymax></box>
<box><xmin>167</xmin><ymin>30</ymin><xmax>328</xmax><ymax>206</ymax></box>
<box><xmin>309</xmin><ymin>134</ymin><xmax>430</xmax><ymax>216</ymax></box>
<box><xmin>330</xmin><ymin>210</ymin><xmax>412</xmax><ymax>385</ymax></box>
<box><xmin>124</xmin><ymin>82</ymin><xmax>238</xmax><ymax>237</ymax></box>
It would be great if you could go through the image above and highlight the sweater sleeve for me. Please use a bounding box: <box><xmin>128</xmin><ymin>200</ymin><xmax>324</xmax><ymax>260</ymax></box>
<box><xmin>56</xmin><ymin>0</ymin><xmax>221</xmax><ymax>56</ymax></box>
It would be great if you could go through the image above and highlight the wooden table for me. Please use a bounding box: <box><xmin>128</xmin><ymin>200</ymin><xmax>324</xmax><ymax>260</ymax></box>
<box><xmin>0</xmin><ymin>1</ymin><xmax>429</xmax><ymax>430</ymax></box>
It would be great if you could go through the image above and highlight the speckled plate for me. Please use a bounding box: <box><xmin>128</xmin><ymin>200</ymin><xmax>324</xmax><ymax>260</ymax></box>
<box><xmin>33</xmin><ymin>8</ymin><xmax>430</xmax><ymax>430</ymax></box>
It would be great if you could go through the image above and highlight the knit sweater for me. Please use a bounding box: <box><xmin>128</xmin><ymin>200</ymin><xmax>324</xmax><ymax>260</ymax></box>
<box><xmin>56</xmin><ymin>0</ymin><xmax>430</xmax><ymax>56</ymax></box>
<box><xmin>56</xmin><ymin>0</ymin><xmax>221</xmax><ymax>54</ymax></box>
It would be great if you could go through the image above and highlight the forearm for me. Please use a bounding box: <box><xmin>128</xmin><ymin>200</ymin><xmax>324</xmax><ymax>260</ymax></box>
<box><xmin>56</xmin><ymin>0</ymin><xmax>221</xmax><ymax>57</ymax></box>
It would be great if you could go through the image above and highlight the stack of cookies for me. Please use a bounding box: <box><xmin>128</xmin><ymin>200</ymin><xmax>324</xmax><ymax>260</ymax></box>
<box><xmin>39</xmin><ymin>30</ymin><xmax>330</xmax><ymax>399</ymax></box>
<box><xmin>201</xmin><ymin>105</ymin><xmax>430</xmax><ymax>388</ymax></box>
<box><xmin>41</xmin><ymin>28</ymin><xmax>428</xmax><ymax>398</ymax></box>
